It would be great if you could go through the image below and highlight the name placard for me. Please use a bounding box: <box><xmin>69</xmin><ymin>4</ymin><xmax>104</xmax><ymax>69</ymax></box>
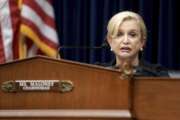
<box><xmin>17</xmin><ymin>80</ymin><xmax>57</xmax><ymax>90</ymax></box>
<box><xmin>1</xmin><ymin>80</ymin><xmax>73</xmax><ymax>93</ymax></box>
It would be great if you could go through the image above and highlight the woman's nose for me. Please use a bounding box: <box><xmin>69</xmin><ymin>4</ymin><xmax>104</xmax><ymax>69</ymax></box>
<box><xmin>122</xmin><ymin>35</ymin><xmax>129</xmax><ymax>44</ymax></box>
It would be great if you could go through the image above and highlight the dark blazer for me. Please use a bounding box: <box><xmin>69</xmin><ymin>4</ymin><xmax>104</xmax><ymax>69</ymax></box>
<box><xmin>105</xmin><ymin>60</ymin><xmax>169</xmax><ymax>77</ymax></box>
<box><xmin>134</xmin><ymin>60</ymin><xmax>169</xmax><ymax>77</ymax></box>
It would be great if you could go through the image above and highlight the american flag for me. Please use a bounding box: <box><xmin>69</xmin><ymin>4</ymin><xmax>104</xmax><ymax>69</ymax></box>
<box><xmin>0</xmin><ymin>0</ymin><xmax>20</xmax><ymax>63</ymax></box>
<box><xmin>0</xmin><ymin>0</ymin><xmax>59</xmax><ymax>64</ymax></box>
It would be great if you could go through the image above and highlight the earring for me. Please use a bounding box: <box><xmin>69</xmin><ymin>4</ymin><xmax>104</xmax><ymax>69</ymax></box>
<box><xmin>110</xmin><ymin>48</ymin><xmax>113</xmax><ymax>51</ymax></box>
<box><xmin>140</xmin><ymin>48</ymin><xmax>143</xmax><ymax>51</ymax></box>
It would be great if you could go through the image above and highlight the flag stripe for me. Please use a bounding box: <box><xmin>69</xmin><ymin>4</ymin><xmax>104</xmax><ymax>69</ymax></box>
<box><xmin>21</xmin><ymin>19</ymin><xmax>58</xmax><ymax>49</ymax></box>
<box><xmin>35</xmin><ymin>0</ymin><xmax>54</xmax><ymax>18</ymax></box>
<box><xmin>22</xmin><ymin>0</ymin><xmax>55</xmax><ymax>28</ymax></box>
<box><xmin>20</xmin><ymin>24</ymin><xmax>58</xmax><ymax>57</ymax></box>
<box><xmin>0</xmin><ymin>26</ymin><xmax>5</xmax><ymax>63</ymax></box>
<box><xmin>27</xmin><ymin>44</ymin><xmax>38</xmax><ymax>57</ymax></box>
<box><xmin>0</xmin><ymin>0</ymin><xmax>13</xmax><ymax>62</ymax></box>
<box><xmin>9</xmin><ymin>0</ymin><xmax>20</xmax><ymax>59</ymax></box>
<box><xmin>21</xmin><ymin>4</ymin><xmax>58</xmax><ymax>44</ymax></box>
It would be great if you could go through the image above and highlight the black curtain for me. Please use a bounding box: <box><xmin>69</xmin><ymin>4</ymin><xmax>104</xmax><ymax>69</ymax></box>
<box><xmin>53</xmin><ymin>0</ymin><xmax>179</xmax><ymax>70</ymax></box>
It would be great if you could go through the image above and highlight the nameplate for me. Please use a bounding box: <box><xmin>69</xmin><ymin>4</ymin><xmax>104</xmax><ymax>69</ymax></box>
<box><xmin>1</xmin><ymin>80</ymin><xmax>74</xmax><ymax>93</ymax></box>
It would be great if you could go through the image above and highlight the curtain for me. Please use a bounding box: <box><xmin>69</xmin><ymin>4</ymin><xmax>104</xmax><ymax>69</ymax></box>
<box><xmin>53</xmin><ymin>0</ymin><xmax>179</xmax><ymax>69</ymax></box>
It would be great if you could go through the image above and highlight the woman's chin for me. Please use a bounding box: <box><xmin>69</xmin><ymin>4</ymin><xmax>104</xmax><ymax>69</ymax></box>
<box><xmin>118</xmin><ymin>53</ymin><xmax>132</xmax><ymax>59</ymax></box>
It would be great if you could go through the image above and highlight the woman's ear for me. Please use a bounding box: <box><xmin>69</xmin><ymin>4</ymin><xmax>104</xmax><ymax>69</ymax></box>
<box><xmin>140</xmin><ymin>38</ymin><xmax>146</xmax><ymax>50</ymax></box>
<box><xmin>107</xmin><ymin>35</ymin><xmax>112</xmax><ymax>47</ymax></box>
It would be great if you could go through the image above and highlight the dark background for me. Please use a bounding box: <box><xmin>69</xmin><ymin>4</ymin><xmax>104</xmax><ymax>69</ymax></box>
<box><xmin>53</xmin><ymin>0</ymin><xmax>179</xmax><ymax>70</ymax></box>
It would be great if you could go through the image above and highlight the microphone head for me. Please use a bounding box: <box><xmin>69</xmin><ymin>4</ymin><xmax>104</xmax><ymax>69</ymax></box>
<box><xmin>101</xmin><ymin>40</ymin><xmax>110</xmax><ymax>49</ymax></box>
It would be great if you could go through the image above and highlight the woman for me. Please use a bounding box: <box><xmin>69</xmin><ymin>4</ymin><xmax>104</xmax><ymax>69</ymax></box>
<box><xmin>106</xmin><ymin>11</ymin><xmax>169</xmax><ymax>76</ymax></box>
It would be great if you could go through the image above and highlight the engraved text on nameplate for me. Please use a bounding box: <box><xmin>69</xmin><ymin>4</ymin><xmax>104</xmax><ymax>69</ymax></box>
<box><xmin>1</xmin><ymin>80</ymin><xmax>74</xmax><ymax>93</ymax></box>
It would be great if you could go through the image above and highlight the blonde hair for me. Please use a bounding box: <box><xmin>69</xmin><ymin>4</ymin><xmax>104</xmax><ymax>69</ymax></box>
<box><xmin>107</xmin><ymin>11</ymin><xmax>147</xmax><ymax>42</ymax></box>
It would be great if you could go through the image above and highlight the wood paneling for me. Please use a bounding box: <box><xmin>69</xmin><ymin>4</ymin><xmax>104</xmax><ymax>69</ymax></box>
<box><xmin>0</xmin><ymin>56</ymin><xmax>132</xmax><ymax>120</ymax></box>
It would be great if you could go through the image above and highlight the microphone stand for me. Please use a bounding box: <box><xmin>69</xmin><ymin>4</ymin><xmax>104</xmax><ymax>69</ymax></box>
<box><xmin>59</xmin><ymin>45</ymin><xmax>108</xmax><ymax>50</ymax></box>
<box><xmin>56</xmin><ymin>42</ymin><xmax>110</xmax><ymax>61</ymax></box>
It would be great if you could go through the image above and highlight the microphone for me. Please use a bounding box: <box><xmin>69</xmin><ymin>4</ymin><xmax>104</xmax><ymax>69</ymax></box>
<box><xmin>58</xmin><ymin>36</ymin><xmax>110</xmax><ymax>50</ymax></box>
<box><xmin>56</xmin><ymin>40</ymin><xmax>110</xmax><ymax>58</ymax></box>
<box><xmin>59</xmin><ymin>46</ymin><xmax>103</xmax><ymax>49</ymax></box>
<box><xmin>58</xmin><ymin>43</ymin><xmax>108</xmax><ymax>50</ymax></box>
<box><xmin>100</xmin><ymin>40</ymin><xmax>110</xmax><ymax>49</ymax></box>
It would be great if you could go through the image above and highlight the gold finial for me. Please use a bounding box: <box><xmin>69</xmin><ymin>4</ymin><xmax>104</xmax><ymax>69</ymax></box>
<box><xmin>1</xmin><ymin>81</ymin><xmax>17</xmax><ymax>92</ymax></box>
<box><xmin>119</xmin><ymin>61</ymin><xmax>134</xmax><ymax>80</ymax></box>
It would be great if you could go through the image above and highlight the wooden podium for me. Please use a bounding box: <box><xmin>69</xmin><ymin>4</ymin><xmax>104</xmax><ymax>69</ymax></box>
<box><xmin>0</xmin><ymin>56</ymin><xmax>180</xmax><ymax>120</ymax></box>
<box><xmin>0</xmin><ymin>56</ymin><xmax>132</xmax><ymax>120</ymax></box>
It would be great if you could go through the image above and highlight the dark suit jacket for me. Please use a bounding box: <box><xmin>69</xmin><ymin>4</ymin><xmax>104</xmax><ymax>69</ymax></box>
<box><xmin>105</xmin><ymin>60</ymin><xmax>169</xmax><ymax>77</ymax></box>
<box><xmin>134</xmin><ymin>61</ymin><xmax>169</xmax><ymax>77</ymax></box>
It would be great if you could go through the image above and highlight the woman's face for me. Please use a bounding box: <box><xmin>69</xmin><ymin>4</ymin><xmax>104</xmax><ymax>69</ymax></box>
<box><xmin>108</xmin><ymin>19</ymin><xmax>144</xmax><ymax>60</ymax></box>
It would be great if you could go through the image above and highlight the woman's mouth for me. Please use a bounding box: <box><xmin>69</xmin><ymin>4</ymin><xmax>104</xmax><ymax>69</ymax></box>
<box><xmin>120</xmin><ymin>47</ymin><xmax>131</xmax><ymax>52</ymax></box>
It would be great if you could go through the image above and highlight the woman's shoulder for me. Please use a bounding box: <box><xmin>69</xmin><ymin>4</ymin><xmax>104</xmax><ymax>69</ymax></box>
<box><xmin>137</xmin><ymin>60</ymin><xmax>169</xmax><ymax>77</ymax></box>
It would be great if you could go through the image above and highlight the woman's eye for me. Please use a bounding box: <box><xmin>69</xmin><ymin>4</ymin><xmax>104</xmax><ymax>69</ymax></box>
<box><xmin>117</xmin><ymin>32</ymin><xmax>123</xmax><ymax>37</ymax></box>
<box><xmin>129</xmin><ymin>32</ymin><xmax>137</xmax><ymax>37</ymax></box>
